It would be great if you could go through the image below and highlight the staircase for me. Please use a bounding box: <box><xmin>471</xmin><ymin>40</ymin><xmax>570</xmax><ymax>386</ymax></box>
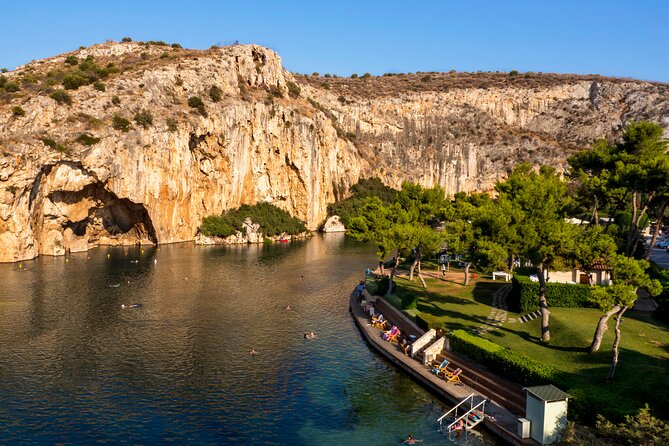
<box><xmin>438</xmin><ymin>393</ymin><xmax>487</xmax><ymax>434</ymax></box>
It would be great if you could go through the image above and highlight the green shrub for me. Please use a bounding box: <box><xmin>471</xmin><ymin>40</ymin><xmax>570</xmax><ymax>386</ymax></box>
<box><xmin>166</xmin><ymin>117</ymin><xmax>177</xmax><ymax>132</ymax></box>
<box><xmin>121</xmin><ymin>37</ymin><xmax>132</xmax><ymax>42</ymax></box>
<box><xmin>311</xmin><ymin>72</ymin><xmax>319</xmax><ymax>77</ymax></box>
<box><xmin>286</xmin><ymin>81</ymin><xmax>300</xmax><ymax>98</ymax></box>
<box><xmin>76</xmin><ymin>133</ymin><xmax>100</xmax><ymax>146</ymax></box>
<box><xmin>112</xmin><ymin>114</ymin><xmax>131</xmax><ymax>132</ymax></box>
<box><xmin>187</xmin><ymin>96</ymin><xmax>207</xmax><ymax>117</ymax></box>
<box><xmin>93</xmin><ymin>81</ymin><xmax>105</xmax><ymax>91</ymax></box>
<box><xmin>350</xmin><ymin>73</ymin><xmax>358</xmax><ymax>79</ymax></box>
<box><xmin>111</xmin><ymin>95</ymin><xmax>121</xmax><ymax>106</ymax></box>
<box><xmin>508</xmin><ymin>274</ymin><xmax>594</xmax><ymax>313</ymax></box>
<box><xmin>373</xmin><ymin>276</ymin><xmax>390</xmax><ymax>296</ymax></box>
<box><xmin>361</xmin><ymin>72</ymin><xmax>371</xmax><ymax>79</ymax></box>
<box><xmin>401</xmin><ymin>293</ymin><xmax>418</xmax><ymax>310</ymax></box>
<box><xmin>171</xmin><ymin>43</ymin><xmax>182</xmax><ymax>49</ymax></box>
<box><xmin>11</xmin><ymin>106</ymin><xmax>25</xmax><ymax>117</ymax></box>
<box><xmin>64</xmin><ymin>55</ymin><xmax>79</xmax><ymax>66</ymax></box>
<box><xmin>160</xmin><ymin>52</ymin><xmax>169</xmax><ymax>59</ymax></box>
<box><xmin>209</xmin><ymin>85</ymin><xmax>222</xmax><ymax>102</ymax></box>
<box><xmin>509</xmin><ymin>70</ymin><xmax>519</xmax><ymax>76</ymax></box>
<box><xmin>49</xmin><ymin>89</ymin><xmax>72</xmax><ymax>105</ymax></box>
<box><xmin>40</xmin><ymin>137</ymin><xmax>70</xmax><ymax>154</ymax></box>
<box><xmin>1</xmin><ymin>68</ymin><xmax>8</xmax><ymax>73</ymax></box>
<box><xmin>140</xmin><ymin>52</ymin><xmax>149</xmax><ymax>60</ymax></box>
<box><xmin>133</xmin><ymin>109</ymin><xmax>153</xmax><ymax>128</ymax></box>
<box><xmin>62</xmin><ymin>72</ymin><xmax>88</xmax><ymax>89</ymax></box>
<box><xmin>201</xmin><ymin>202</ymin><xmax>307</xmax><ymax>238</ymax></box>
<box><xmin>4</xmin><ymin>81</ymin><xmax>19</xmax><ymax>92</ymax></box>
<box><xmin>0</xmin><ymin>75</ymin><xmax>6</xmax><ymax>88</ymax></box>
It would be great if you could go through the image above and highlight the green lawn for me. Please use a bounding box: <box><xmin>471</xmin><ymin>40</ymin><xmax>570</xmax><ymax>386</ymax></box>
<box><xmin>483</xmin><ymin>307</ymin><xmax>669</xmax><ymax>420</ymax></box>
<box><xmin>375</xmin><ymin>272</ymin><xmax>669</xmax><ymax>421</ymax></box>
<box><xmin>388</xmin><ymin>275</ymin><xmax>504</xmax><ymax>332</ymax></box>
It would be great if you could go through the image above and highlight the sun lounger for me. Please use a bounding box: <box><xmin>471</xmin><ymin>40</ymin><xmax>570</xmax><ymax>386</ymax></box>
<box><xmin>383</xmin><ymin>325</ymin><xmax>400</xmax><ymax>343</ymax></box>
<box><xmin>431</xmin><ymin>359</ymin><xmax>450</xmax><ymax>376</ymax></box>
<box><xmin>442</xmin><ymin>368</ymin><xmax>462</xmax><ymax>384</ymax></box>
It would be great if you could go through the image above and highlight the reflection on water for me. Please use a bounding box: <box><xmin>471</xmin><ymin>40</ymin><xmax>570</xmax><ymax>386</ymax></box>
<box><xmin>0</xmin><ymin>234</ymin><xmax>489</xmax><ymax>445</ymax></box>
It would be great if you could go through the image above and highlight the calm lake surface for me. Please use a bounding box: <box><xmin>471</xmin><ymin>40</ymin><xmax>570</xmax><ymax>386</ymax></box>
<box><xmin>0</xmin><ymin>234</ymin><xmax>490</xmax><ymax>445</ymax></box>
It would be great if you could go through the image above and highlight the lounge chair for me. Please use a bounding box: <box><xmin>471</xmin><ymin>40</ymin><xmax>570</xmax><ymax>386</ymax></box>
<box><xmin>371</xmin><ymin>314</ymin><xmax>388</xmax><ymax>329</ymax></box>
<box><xmin>383</xmin><ymin>326</ymin><xmax>401</xmax><ymax>343</ymax></box>
<box><xmin>430</xmin><ymin>359</ymin><xmax>450</xmax><ymax>376</ymax></box>
<box><xmin>442</xmin><ymin>368</ymin><xmax>462</xmax><ymax>384</ymax></box>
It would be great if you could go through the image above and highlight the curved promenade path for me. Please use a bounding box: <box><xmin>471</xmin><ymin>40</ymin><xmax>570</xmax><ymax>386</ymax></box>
<box><xmin>350</xmin><ymin>285</ymin><xmax>539</xmax><ymax>445</ymax></box>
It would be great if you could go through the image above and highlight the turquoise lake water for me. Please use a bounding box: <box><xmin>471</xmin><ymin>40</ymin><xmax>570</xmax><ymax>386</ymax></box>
<box><xmin>0</xmin><ymin>234</ymin><xmax>492</xmax><ymax>445</ymax></box>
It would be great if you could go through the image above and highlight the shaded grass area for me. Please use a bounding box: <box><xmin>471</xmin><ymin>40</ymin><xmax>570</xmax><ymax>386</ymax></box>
<box><xmin>386</xmin><ymin>274</ymin><xmax>504</xmax><ymax>333</ymax></box>
<box><xmin>482</xmin><ymin>307</ymin><xmax>669</xmax><ymax>420</ymax></box>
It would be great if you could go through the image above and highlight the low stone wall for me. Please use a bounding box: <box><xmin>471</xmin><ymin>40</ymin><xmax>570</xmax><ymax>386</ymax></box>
<box><xmin>411</xmin><ymin>329</ymin><xmax>436</xmax><ymax>358</ymax></box>
<box><xmin>423</xmin><ymin>336</ymin><xmax>447</xmax><ymax>365</ymax></box>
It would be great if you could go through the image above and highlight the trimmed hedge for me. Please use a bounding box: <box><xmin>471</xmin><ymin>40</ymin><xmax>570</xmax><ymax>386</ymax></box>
<box><xmin>372</xmin><ymin>277</ymin><xmax>390</xmax><ymax>296</ymax></box>
<box><xmin>401</xmin><ymin>293</ymin><xmax>418</xmax><ymax>310</ymax></box>
<box><xmin>508</xmin><ymin>274</ymin><xmax>594</xmax><ymax>313</ymax></box>
<box><xmin>416</xmin><ymin>313</ymin><xmax>445</xmax><ymax>332</ymax></box>
<box><xmin>448</xmin><ymin>329</ymin><xmax>558</xmax><ymax>386</ymax></box>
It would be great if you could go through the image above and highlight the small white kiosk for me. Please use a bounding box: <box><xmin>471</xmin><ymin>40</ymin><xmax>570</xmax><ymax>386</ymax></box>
<box><xmin>523</xmin><ymin>385</ymin><xmax>571</xmax><ymax>444</ymax></box>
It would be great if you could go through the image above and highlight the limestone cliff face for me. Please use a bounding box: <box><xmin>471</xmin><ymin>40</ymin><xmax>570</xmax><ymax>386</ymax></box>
<box><xmin>0</xmin><ymin>42</ymin><xmax>667</xmax><ymax>262</ymax></box>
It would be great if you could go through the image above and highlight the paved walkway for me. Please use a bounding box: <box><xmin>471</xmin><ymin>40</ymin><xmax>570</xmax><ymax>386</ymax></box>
<box><xmin>477</xmin><ymin>284</ymin><xmax>511</xmax><ymax>334</ymax></box>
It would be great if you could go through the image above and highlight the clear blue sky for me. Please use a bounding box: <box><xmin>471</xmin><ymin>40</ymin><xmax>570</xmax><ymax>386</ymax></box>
<box><xmin>2</xmin><ymin>0</ymin><xmax>668</xmax><ymax>82</ymax></box>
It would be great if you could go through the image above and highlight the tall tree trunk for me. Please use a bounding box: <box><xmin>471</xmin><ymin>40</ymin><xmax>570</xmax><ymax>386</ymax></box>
<box><xmin>387</xmin><ymin>250</ymin><xmax>401</xmax><ymax>295</ymax></box>
<box><xmin>417</xmin><ymin>260</ymin><xmax>427</xmax><ymax>288</ymax></box>
<box><xmin>379</xmin><ymin>260</ymin><xmax>385</xmax><ymax>277</ymax></box>
<box><xmin>644</xmin><ymin>200</ymin><xmax>668</xmax><ymax>260</ymax></box>
<box><xmin>509</xmin><ymin>254</ymin><xmax>516</xmax><ymax>272</ymax></box>
<box><xmin>589</xmin><ymin>304</ymin><xmax>622</xmax><ymax>353</ymax></box>
<box><xmin>607</xmin><ymin>306</ymin><xmax>629</xmax><ymax>380</ymax></box>
<box><xmin>591</xmin><ymin>197</ymin><xmax>599</xmax><ymax>226</ymax></box>
<box><xmin>536</xmin><ymin>264</ymin><xmax>551</xmax><ymax>342</ymax></box>
<box><xmin>408</xmin><ymin>258</ymin><xmax>418</xmax><ymax>281</ymax></box>
<box><xmin>464</xmin><ymin>262</ymin><xmax>472</xmax><ymax>286</ymax></box>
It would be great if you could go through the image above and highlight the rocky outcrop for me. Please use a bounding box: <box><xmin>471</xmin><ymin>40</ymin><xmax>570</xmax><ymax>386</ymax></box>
<box><xmin>194</xmin><ymin>217</ymin><xmax>308</xmax><ymax>244</ymax></box>
<box><xmin>322</xmin><ymin>215</ymin><xmax>346</xmax><ymax>233</ymax></box>
<box><xmin>0</xmin><ymin>41</ymin><xmax>667</xmax><ymax>262</ymax></box>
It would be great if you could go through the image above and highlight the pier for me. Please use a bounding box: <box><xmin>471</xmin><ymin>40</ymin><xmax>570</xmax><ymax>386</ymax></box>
<box><xmin>350</xmin><ymin>288</ymin><xmax>540</xmax><ymax>445</ymax></box>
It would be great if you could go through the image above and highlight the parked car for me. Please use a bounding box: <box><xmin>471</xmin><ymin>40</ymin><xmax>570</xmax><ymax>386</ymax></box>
<box><xmin>656</xmin><ymin>239</ymin><xmax>669</xmax><ymax>248</ymax></box>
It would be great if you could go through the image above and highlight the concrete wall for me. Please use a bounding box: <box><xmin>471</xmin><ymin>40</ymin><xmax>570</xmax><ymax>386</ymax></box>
<box><xmin>423</xmin><ymin>336</ymin><xmax>446</xmax><ymax>365</ymax></box>
<box><xmin>411</xmin><ymin>329</ymin><xmax>436</xmax><ymax>358</ymax></box>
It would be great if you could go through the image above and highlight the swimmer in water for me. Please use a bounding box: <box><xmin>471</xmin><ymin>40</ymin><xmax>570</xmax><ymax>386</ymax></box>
<box><xmin>250</xmin><ymin>348</ymin><xmax>257</xmax><ymax>355</ymax></box>
<box><xmin>304</xmin><ymin>331</ymin><xmax>316</xmax><ymax>339</ymax></box>
<box><xmin>286</xmin><ymin>304</ymin><xmax>291</xmax><ymax>310</ymax></box>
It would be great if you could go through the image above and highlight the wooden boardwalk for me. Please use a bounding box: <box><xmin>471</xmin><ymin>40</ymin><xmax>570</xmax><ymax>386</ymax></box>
<box><xmin>350</xmin><ymin>288</ymin><xmax>539</xmax><ymax>446</ymax></box>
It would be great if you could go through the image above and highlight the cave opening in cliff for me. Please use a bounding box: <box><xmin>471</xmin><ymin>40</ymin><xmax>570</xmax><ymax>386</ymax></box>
<box><xmin>49</xmin><ymin>184</ymin><xmax>158</xmax><ymax>247</ymax></box>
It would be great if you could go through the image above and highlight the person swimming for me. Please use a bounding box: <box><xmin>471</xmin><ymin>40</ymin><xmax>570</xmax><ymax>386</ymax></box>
<box><xmin>250</xmin><ymin>348</ymin><xmax>257</xmax><ymax>355</ymax></box>
<box><xmin>304</xmin><ymin>331</ymin><xmax>316</xmax><ymax>339</ymax></box>
<box><xmin>121</xmin><ymin>303</ymin><xmax>142</xmax><ymax>309</ymax></box>
<box><xmin>286</xmin><ymin>304</ymin><xmax>291</xmax><ymax>310</ymax></box>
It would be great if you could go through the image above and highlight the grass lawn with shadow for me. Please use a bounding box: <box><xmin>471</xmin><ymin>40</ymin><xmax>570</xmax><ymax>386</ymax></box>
<box><xmin>482</xmin><ymin>307</ymin><xmax>669</xmax><ymax>421</ymax></box>
<box><xmin>385</xmin><ymin>273</ymin><xmax>506</xmax><ymax>333</ymax></box>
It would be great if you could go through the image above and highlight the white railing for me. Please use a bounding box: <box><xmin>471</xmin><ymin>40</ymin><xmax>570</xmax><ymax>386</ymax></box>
<box><xmin>437</xmin><ymin>393</ymin><xmax>487</xmax><ymax>433</ymax></box>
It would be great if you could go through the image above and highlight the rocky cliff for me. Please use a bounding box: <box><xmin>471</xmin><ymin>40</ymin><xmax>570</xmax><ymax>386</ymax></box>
<box><xmin>0</xmin><ymin>41</ymin><xmax>667</xmax><ymax>262</ymax></box>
